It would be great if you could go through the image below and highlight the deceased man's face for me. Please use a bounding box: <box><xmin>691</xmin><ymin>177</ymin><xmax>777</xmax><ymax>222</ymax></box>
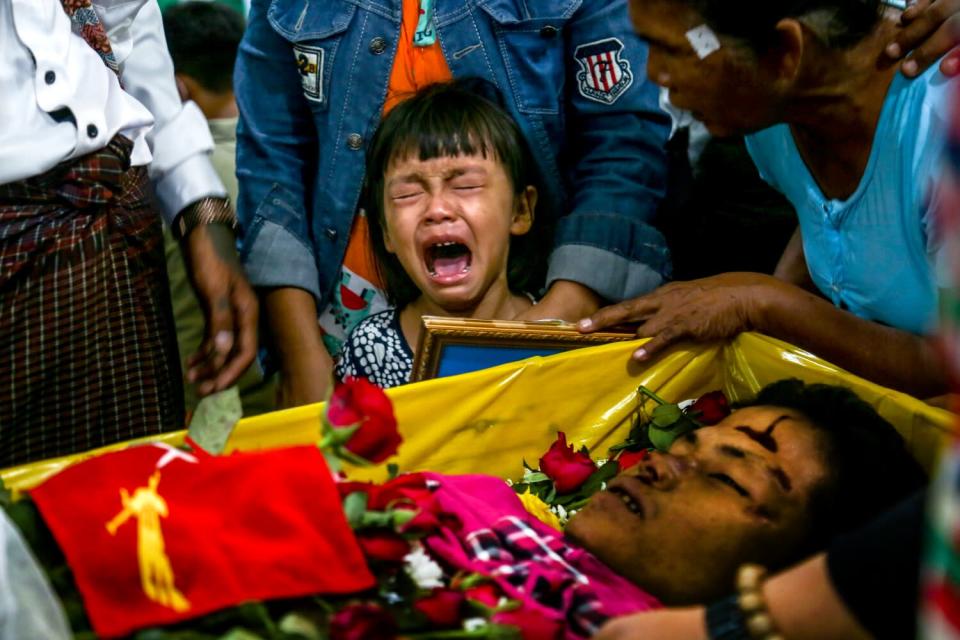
<box><xmin>565</xmin><ymin>406</ymin><xmax>829</xmax><ymax>604</ymax></box>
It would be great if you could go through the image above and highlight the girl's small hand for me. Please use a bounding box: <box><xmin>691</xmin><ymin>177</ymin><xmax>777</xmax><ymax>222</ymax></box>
<box><xmin>578</xmin><ymin>273</ymin><xmax>778</xmax><ymax>361</ymax></box>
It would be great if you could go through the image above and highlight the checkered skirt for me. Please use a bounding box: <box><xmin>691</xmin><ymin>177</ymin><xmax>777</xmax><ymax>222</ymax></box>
<box><xmin>0</xmin><ymin>137</ymin><xmax>183</xmax><ymax>466</ymax></box>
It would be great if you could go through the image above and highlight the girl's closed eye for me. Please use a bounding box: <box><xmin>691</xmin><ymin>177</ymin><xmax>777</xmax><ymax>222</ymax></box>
<box><xmin>391</xmin><ymin>189</ymin><xmax>423</xmax><ymax>201</ymax></box>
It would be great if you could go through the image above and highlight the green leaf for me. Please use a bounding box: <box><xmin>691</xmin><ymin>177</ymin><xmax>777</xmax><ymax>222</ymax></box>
<box><xmin>544</xmin><ymin>483</ymin><xmax>557</xmax><ymax>503</ymax></box>
<box><xmin>342</xmin><ymin>492</ymin><xmax>368</xmax><ymax>529</ymax></box>
<box><xmin>649</xmin><ymin>417</ymin><xmax>698</xmax><ymax>452</ymax></box>
<box><xmin>322</xmin><ymin>451</ymin><xmax>342</xmax><ymax>474</ymax></box>
<box><xmin>392</xmin><ymin>509</ymin><xmax>417</xmax><ymax>528</ymax></box>
<box><xmin>278</xmin><ymin>613</ymin><xmax>323</xmax><ymax>640</ymax></box>
<box><xmin>521</xmin><ymin>471</ymin><xmax>549</xmax><ymax>484</ymax></box>
<box><xmin>580</xmin><ymin>460</ymin><xmax>619</xmax><ymax>493</ymax></box>
<box><xmin>650</xmin><ymin>403</ymin><xmax>683</xmax><ymax>428</ymax></box>
<box><xmin>359</xmin><ymin>510</ymin><xmax>396</xmax><ymax>529</ymax></box>
<box><xmin>187</xmin><ymin>387</ymin><xmax>243</xmax><ymax>455</ymax></box>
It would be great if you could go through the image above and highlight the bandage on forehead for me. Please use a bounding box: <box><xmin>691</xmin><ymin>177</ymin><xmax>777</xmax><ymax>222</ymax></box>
<box><xmin>685</xmin><ymin>24</ymin><xmax>721</xmax><ymax>60</ymax></box>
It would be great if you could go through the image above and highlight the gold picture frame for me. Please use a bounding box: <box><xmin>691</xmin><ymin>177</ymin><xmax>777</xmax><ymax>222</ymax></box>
<box><xmin>410</xmin><ymin>316</ymin><xmax>636</xmax><ymax>382</ymax></box>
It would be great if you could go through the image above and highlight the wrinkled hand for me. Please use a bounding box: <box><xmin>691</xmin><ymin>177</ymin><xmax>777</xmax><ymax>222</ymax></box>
<box><xmin>578</xmin><ymin>273</ymin><xmax>776</xmax><ymax>361</ymax></box>
<box><xmin>595</xmin><ymin>608</ymin><xmax>707</xmax><ymax>640</ymax></box>
<box><xmin>182</xmin><ymin>223</ymin><xmax>258</xmax><ymax>396</ymax></box>
<box><xmin>514</xmin><ymin>280</ymin><xmax>601</xmax><ymax>323</ymax></box>
<box><xmin>884</xmin><ymin>0</ymin><xmax>960</xmax><ymax>77</ymax></box>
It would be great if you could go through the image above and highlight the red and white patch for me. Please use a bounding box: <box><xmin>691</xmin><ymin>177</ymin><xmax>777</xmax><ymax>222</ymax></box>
<box><xmin>573</xmin><ymin>38</ymin><xmax>634</xmax><ymax>105</ymax></box>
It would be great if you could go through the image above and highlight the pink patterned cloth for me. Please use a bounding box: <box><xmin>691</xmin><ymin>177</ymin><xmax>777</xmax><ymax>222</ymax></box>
<box><xmin>421</xmin><ymin>473</ymin><xmax>660</xmax><ymax>638</ymax></box>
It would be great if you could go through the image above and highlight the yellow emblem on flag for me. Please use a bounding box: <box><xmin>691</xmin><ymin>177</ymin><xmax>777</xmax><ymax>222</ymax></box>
<box><xmin>105</xmin><ymin>471</ymin><xmax>190</xmax><ymax>613</ymax></box>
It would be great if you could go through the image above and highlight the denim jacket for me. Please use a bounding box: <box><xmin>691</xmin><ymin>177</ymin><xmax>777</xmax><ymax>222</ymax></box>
<box><xmin>235</xmin><ymin>0</ymin><xmax>671</xmax><ymax>308</ymax></box>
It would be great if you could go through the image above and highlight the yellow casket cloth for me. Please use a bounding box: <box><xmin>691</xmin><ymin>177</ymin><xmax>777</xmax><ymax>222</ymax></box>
<box><xmin>2</xmin><ymin>333</ymin><xmax>954</xmax><ymax>493</ymax></box>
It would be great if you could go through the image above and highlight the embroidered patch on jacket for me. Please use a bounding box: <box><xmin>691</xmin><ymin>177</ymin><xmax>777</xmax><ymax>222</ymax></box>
<box><xmin>293</xmin><ymin>44</ymin><xmax>324</xmax><ymax>102</ymax></box>
<box><xmin>573</xmin><ymin>38</ymin><xmax>634</xmax><ymax>105</ymax></box>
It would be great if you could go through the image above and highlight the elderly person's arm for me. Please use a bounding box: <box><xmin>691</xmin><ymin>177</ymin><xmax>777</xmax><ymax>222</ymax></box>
<box><xmin>580</xmin><ymin>273</ymin><xmax>947</xmax><ymax>398</ymax></box>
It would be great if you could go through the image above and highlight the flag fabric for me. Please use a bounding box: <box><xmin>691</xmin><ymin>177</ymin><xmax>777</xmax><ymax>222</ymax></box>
<box><xmin>30</xmin><ymin>444</ymin><xmax>374</xmax><ymax>638</ymax></box>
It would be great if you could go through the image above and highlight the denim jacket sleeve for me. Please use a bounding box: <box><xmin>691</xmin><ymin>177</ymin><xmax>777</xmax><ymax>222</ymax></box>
<box><xmin>547</xmin><ymin>0</ymin><xmax>672</xmax><ymax>301</ymax></box>
<box><xmin>234</xmin><ymin>0</ymin><xmax>322</xmax><ymax>302</ymax></box>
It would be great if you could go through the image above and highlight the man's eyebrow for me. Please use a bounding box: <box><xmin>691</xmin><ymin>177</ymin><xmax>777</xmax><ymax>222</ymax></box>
<box><xmin>768</xmin><ymin>466</ymin><xmax>792</xmax><ymax>493</ymax></box>
<box><xmin>735</xmin><ymin>414</ymin><xmax>792</xmax><ymax>453</ymax></box>
<box><xmin>718</xmin><ymin>444</ymin><xmax>746</xmax><ymax>459</ymax></box>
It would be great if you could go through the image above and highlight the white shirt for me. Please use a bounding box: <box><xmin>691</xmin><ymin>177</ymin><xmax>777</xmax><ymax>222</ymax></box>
<box><xmin>1</xmin><ymin>0</ymin><xmax>226</xmax><ymax>223</ymax></box>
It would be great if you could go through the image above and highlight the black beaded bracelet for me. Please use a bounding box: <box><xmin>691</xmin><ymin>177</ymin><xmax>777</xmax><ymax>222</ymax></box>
<box><xmin>706</xmin><ymin>594</ymin><xmax>751</xmax><ymax>640</ymax></box>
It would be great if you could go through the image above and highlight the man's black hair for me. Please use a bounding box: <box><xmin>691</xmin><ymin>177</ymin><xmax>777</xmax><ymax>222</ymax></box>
<box><xmin>665</xmin><ymin>0</ymin><xmax>883</xmax><ymax>50</ymax></box>
<box><xmin>741</xmin><ymin>379</ymin><xmax>927</xmax><ymax>559</ymax></box>
<box><xmin>163</xmin><ymin>2</ymin><xmax>245</xmax><ymax>93</ymax></box>
<box><xmin>364</xmin><ymin>78</ymin><xmax>548</xmax><ymax>308</ymax></box>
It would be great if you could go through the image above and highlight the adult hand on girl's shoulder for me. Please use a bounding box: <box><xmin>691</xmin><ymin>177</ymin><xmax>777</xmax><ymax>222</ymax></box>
<box><xmin>514</xmin><ymin>280</ymin><xmax>601</xmax><ymax>323</ymax></box>
<box><xmin>577</xmin><ymin>273</ymin><xmax>782</xmax><ymax>361</ymax></box>
<box><xmin>595</xmin><ymin>608</ymin><xmax>708</xmax><ymax>640</ymax></box>
<box><xmin>884</xmin><ymin>0</ymin><xmax>960</xmax><ymax>77</ymax></box>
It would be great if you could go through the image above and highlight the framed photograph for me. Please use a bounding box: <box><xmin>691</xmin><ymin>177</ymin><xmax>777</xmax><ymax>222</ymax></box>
<box><xmin>410</xmin><ymin>316</ymin><xmax>636</xmax><ymax>382</ymax></box>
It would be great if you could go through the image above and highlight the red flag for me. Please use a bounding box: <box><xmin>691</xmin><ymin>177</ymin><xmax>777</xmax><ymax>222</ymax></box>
<box><xmin>30</xmin><ymin>444</ymin><xmax>375</xmax><ymax>638</ymax></box>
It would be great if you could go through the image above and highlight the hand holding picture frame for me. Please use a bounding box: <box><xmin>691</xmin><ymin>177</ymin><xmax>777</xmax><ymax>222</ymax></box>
<box><xmin>410</xmin><ymin>316</ymin><xmax>637</xmax><ymax>382</ymax></box>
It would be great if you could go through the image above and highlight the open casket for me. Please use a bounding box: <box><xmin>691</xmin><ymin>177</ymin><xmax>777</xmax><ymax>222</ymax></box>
<box><xmin>3</xmin><ymin>332</ymin><xmax>955</xmax><ymax>493</ymax></box>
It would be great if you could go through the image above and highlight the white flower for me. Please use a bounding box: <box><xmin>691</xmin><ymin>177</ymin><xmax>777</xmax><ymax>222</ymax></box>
<box><xmin>403</xmin><ymin>543</ymin><xmax>445</xmax><ymax>589</ymax></box>
<box><xmin>463</xmin><ymin>618</ymin><xmax>488</xmax><ymax>632</ymax></box>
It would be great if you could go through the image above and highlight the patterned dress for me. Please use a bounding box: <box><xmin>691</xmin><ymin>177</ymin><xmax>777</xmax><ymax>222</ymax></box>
<box><xmin>335</xmin><ymin>309</ymin><xmax>413</xmax><ymax>388</ymax></box>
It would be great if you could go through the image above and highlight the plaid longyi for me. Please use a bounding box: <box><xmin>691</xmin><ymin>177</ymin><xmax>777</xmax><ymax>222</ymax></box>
<box><xmin>0</xmin><ymin>137</ymin><xmax>183</xmax><ymax>466</ymax></box>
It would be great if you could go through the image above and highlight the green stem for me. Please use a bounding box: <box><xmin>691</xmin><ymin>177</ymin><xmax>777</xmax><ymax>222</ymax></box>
<box><xmin>637</xmin><ymin>385</ymin><xmax>668</xmax><ymax>406</ymax></box>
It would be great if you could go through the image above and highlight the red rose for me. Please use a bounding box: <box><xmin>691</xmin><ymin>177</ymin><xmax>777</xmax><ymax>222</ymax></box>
<box><xmin>688</xmin><ymin>390</ymin><xmax>730</xmax><ymax>426</ymax></box>
<box><xmin>494</xmin><ymin>607</ymin><xmax>563</xmax><ymax>640</ymax></box>
<box><xmin>328</xmin><ymin>377</ymin><xmax>402</xmax><ymax>463</ymax></box>
<box><xmin>375</xmin><ymin>474</ymin><xmax>433</xmax><ymax>510</ymax></box>
<box><xmin>616</xmin><ymin>449</ymin><xmax>649</xmax><ymax>472</ymax></box>
<box><xmin>329</xmin><ymin>603</ymin><xmax>396</xmax><ymax>640</ymax></box>
<box><xmin>464</xmin><ymin>582</ymin><xmax>502</xmax><ymax>608</ymax></box>
<box><xmin>414</xmin><ymin>588</ymin><xmax>465</xmax><ymax>628</ymax></box>
<box><xmin>357</xmin><ymin>530</ymin><xmax>411</xmax><ymax>564</ymax></box>
<box><xmin>539</xmin><ymin>432</ymin><xmax>597</xmax><ymax>494</ymax></box>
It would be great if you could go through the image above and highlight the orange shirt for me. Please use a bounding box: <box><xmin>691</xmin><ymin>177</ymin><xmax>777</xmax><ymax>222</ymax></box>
<box><xmin>322</xmin><ymin>0</ymin><xmax>453</xmax><ymax>351</ymax></box>
<box><xmin>345</xmin><ymin>0</ymin><xmax>453</xmax><ymax>286</ymax></box>
<box><xmin>383</xmin><ymin>0</ymin><xmax>453</xmax><ymax>116</ymax></box>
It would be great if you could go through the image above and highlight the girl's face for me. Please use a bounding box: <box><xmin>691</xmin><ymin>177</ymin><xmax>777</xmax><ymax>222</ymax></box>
<box><xmin>382</xmin><ymin>151</ymin><xmax>535</xmax><ymax>312</ymax></box>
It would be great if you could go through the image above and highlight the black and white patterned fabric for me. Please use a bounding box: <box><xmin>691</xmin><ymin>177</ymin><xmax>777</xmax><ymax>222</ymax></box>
<box><xmin>335</xmin><ymin>308</ymin><xmax>413</xmax><ymax>389</ymax></box>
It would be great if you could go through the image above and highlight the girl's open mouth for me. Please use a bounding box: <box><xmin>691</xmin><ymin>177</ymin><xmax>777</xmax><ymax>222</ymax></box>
<box><xmin>425</xmin><ymin>241</ymin><xmax>472</xmax><ymax>283</ymax></box>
